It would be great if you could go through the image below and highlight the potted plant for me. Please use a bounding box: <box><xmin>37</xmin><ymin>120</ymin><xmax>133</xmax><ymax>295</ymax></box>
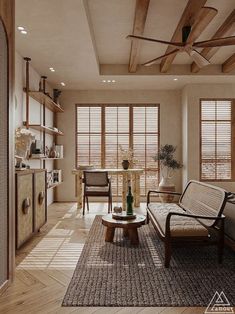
<box><xmin>153</xmin><ymin>144</ymin><xmax>182</xmax><ymax>202</ymax></box>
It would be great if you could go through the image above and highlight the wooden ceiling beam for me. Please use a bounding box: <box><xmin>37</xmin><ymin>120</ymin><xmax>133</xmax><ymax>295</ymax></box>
<box><xmin>222</xmin><ymin>53</ymin><xmax>235</xmax><ymax>73</ymax></box>
<box><xmin>160</xmin><ymin>0</ymin><xmax>207</xmax><ymax>73</ymax></box>
<box><xmin>128</xmin><ymin>0</ymin><xmax>150</xmax><ymax>73</ymax></box>
<box><xmin>191</xmin><ymin>9</ymin><xmax>235</xmax><ymax>73</ymax></box>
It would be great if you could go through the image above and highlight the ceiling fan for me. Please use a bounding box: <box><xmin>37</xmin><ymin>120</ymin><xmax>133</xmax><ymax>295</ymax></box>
<box><xmin>127</xmin><ymin>20</ymin><xmax>235</xmax><ymax>68</ymax></box>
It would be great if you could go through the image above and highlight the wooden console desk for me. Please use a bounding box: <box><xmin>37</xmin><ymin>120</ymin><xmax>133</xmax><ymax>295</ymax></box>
<box><xmin>72</xmin><ymin>168</ymin><xmax>144</xmax><ymax>210</ymax></box>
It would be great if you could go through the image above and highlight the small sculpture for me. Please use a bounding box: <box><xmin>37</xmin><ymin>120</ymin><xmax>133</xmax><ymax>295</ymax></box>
<box><xmin>15</xmin><ymin>127</ymin><xmax>35</xmax><ymax>160</ymax></box>
<box><xmin>113</xmin><ymin>206</ymin><xmax>122</xmax><ymax>214</ymax></box>
<box><xmin>53</xmin><ymin>89</ymin><xmax>62</xmax><ymax>104</ymax></box>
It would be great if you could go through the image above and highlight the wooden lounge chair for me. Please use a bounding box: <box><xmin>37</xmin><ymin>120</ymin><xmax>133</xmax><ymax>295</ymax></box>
<box><xmin>147</xmin><ymin>180</ymin><xmax>233</xmax><ymax>267</ymax></box>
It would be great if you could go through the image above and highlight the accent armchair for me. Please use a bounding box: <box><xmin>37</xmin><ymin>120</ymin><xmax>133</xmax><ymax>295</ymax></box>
<box><xmin>83</xmin><ymin>171</ymin><xmax>112</xmax><ymax>215</ymax></box>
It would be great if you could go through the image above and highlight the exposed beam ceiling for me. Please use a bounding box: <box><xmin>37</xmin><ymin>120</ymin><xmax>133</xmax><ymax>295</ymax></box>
<box><xmin>128</xmin><ymin>0</ymin><xmax>150</xmax><ymax>73</ymax></box>
<box><xmin>191</xmin><ymin>9</ymin><xmax>235</xmax><ymax>73</ymax></box>
<box><xmin>222</xmin><ymin>53</ymin><xmax>235</xmax><ymax>73</ymax></box>
<box><xmin>185</xmin><ymin>7</ymin><xmax>218</xmax><ymax>44</ymax></box>
<box><xmin>160</xmin><ymin>0</ymin><xmax>207</xmax><ymax>73</ymax></box>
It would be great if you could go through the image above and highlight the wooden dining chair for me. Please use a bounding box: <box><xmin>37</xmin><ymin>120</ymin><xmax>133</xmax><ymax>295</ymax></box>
<box><xmin>83</xmin><ymin>171</ymin><xmax>112</xmax><ymax>215</ymax></box>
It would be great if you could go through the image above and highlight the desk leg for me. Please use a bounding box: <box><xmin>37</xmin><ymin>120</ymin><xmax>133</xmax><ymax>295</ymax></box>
<box><xmin>76</xmin><ymin>172</ymin><xmax>83</xmax><ymax>209</ymax></box>
<box><xmin>133</xmin><ymin>173</ymin><xmax>136</xmax><ymax>207</ymax></box>
<box><xmin>134</xmin><ymin>173</ymin><xmax>140</xmax><ymax>207</ymax></box>
<box><xmin>122</xmin><ymin>173</ymin><xmax>128</xmax><ymax>211</ymax></box>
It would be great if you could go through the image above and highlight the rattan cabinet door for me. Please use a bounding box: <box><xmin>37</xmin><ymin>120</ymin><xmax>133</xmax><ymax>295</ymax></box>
<box><xmin>16</xmin><ymin>173</ymin><xmax>34</xmax><ymax>249</ymax></box>
<box><xmin>34</xmin><ymin>171</ymin><xmax>47</xmax><ymax>231</ymax></box>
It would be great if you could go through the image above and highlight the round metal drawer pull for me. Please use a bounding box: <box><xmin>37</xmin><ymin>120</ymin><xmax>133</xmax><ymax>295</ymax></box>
<box><xmin>22</xmin><ymin>197</ymin><xmax>31</xmax><ymax>215</ymax></box>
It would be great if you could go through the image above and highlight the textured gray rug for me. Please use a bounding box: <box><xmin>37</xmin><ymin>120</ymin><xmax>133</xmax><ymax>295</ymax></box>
<box><xmin>62</xmin><ymin>215</ymin><xmax>235</xmax><ymax>307</ymax></box>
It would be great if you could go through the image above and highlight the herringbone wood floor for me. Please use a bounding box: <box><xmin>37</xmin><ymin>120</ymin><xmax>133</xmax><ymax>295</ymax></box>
<box><xmin>0</xmin><ymin>202</ymin><xmax>208</xmax><ymax>314</ymax></box>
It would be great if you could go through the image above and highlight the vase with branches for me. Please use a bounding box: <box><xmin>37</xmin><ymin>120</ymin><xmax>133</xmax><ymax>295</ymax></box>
<box><xmin>119</xmin><ymin>145</ymin><xmax>138</xmax><ymax>170</ymax></box>
<box><xmin>153</xmin><ymin>144</ymin><xmax>183</xmax><ymax>186</ymax></box>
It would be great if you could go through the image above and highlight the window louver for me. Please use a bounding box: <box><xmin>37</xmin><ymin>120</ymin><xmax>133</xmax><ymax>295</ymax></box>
<box><xmin>200</xmin><ymin>100</ymin><xmax>232</xmax><ymax>181</ymax></box>
<box><xmin>76</xmin><ymin>105</ymin><xmax>159</xmax><ymax>196</ymax></box>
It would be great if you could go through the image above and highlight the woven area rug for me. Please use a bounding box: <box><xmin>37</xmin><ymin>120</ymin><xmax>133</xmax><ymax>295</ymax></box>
<box><xmin>62</xmin><ymin>215</ymin><xmax>235</xmax><ymax>307</ymax></box>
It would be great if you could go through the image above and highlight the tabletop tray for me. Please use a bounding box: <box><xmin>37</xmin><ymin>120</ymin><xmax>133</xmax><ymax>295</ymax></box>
<box><xmin>112</xmin><ymin>213</ymin><xmax>136</xmax><ymax>220</ymax></box>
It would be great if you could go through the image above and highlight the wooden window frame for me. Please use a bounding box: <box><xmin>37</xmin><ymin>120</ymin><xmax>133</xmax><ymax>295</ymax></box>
<box><xmin>200</xmin><ymin>98</ymin><xmax>235</xmax><ymax>182</ymax></box>
<box><xmin>75</xmin><ymin>104</ymin><xmax>160</xmax><ymax>195</ymax></box>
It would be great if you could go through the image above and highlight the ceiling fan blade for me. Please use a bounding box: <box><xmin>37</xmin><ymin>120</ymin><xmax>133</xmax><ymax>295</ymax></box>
<box><xmin>186</xmin><ymin>7</ymin><xmax>218</xmax><ymax>44</ymax></box>
<box><xmin>142</xmin><ymin>49</ymin><xmax>180</xmax><ymax>66</ymax></box>
<box><xmin>194</xmin><ymin>36</ymin><xmax>235</xmax><ymax>47</ymax></box>
<box><xmin>126</xmin><ymin>35</ymin><xmax>184</xmax><ymax>48</ymax></box>
<box><xmin>187</xmin><ymin>49</ymin><xmax>210</xmax><ymax>68</ymax></box>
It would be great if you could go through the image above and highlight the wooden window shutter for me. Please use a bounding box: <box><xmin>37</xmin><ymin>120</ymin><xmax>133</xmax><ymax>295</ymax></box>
<box><xmin>200</xmin><ymin>100</ymin><xmax>232</xmax><ymax>181</ymax></box>
<box><xmin>76</xmin><ymin>106</ymin><xmax>102</xmax><ymax>168</ymax></box>
<box><xmin>133</xmin><ymin>105</ymin><xmax>159</xmax><ymax>195</ymax></box>
<box><xmin>76</xmin><ymin>104</ymin><xmax>159</xmax><ymax>195</ymax></box>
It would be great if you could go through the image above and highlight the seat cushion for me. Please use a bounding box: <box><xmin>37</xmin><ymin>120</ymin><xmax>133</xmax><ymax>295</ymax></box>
<box><xmin>148</xmin><ymin>203</ymin><xmax>208</xmax><ymax>237</ymax></box>
<box><xmin>86</xmin><ymin>186</ymin><xmax>109</xmax><ymax>192</ymax></box>
<box><xmin>85</xmin><ymin>186</ymin><xmax>110</xmax><ymax>196</ymax></box>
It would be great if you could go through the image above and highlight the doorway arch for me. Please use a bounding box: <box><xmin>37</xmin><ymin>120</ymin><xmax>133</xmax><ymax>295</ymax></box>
<box><xmin>0</xmin><ymin>17</ymin><xmax>9</xmax><ymax>288</ymax></box>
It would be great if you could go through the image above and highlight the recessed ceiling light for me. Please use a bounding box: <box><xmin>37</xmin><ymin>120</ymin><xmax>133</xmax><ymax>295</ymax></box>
<box><xmin>61</xmin><ymin>82</ymin><xmax>66</xmax><ymax>86</ymax></box>
<box><xmin>17</xmin><ymin>26</ymin><xmax>25</xmax><ymax>31</ymax></box>
<box><xmin>112</xmin><ymin>80</ymin><xmax>116</xmax><ymax>83</ymax></box>
<box><xmin>102</xmin><ymin>79</ymin><xmax>106</xmax><ymax>83</ymax></box>
<box><xmin>21</xmin><ymin>30</ymin><xmax>27</xmax><ymax>35</ymax></box>
<box><xmin>107</xmin><ymin>80</ymin><xmax>111</xmax><ymax>83</ymax></box>
<box><xmin>49</xmin><ymin>67</ymin><xmax>55</xmax><ymax>72</ymax></box>
<box><xmin>173</xmin><ymin>78</ymin><xmax>178</xmax><ymax>81</ymax></box>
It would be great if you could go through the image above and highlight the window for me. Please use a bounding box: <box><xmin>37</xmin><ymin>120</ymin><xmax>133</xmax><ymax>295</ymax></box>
<box><xmin>200</xmin><ymin>99</ymin><xmax>233</xmax><ymax>181</ymax></box>
<box><xmin>76</xmin><ymin>105</ymin><xmax>159</xmax><ymax>195</ymax></box>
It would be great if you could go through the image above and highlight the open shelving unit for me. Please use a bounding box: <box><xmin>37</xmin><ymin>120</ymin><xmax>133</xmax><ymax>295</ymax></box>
<box><xmin>30</xmin><ymin>157</ymin><xmax>64</xmax><ymax>160</ymax></box>
<box><xmin>23</xmin><ymin>57</ymin><xmax>64</xmax><ymax>192</ymax></box>
<box><xmin>47</xmin><ymin>181</ymin><xmax>63</xmax><ymax>190</ymax></box>
<box><xmin>28</xmin><ymin>124</ymin><xmax>64</xmax><ymax>136</ymax></box>
<box><xmin>24</xmin><ymin>89</ymin><xmax>64</xmax><ymax>113</ymax></box>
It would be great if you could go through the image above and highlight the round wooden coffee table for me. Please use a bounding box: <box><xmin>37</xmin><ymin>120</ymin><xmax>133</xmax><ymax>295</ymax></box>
<box><xmin>102</xmin><ymin>214</ymin><xmax>146</xmax><ymax>245</ymax></box>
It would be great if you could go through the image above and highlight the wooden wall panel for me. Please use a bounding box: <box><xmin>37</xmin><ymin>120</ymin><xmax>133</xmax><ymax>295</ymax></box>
<box><xmin>0</xmin><ymin>0</ymin><xmax>15</xmax><ymax>293</ymax></box>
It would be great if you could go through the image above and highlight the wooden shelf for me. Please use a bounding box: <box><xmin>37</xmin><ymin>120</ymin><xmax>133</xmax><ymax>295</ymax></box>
<box><xmin>28</xmin><ymin>125</ymin><xmax>64</xmax><ymax>136</ymax></box>
<box><xmin>25</xmin><ymin>90</ymin><xmax>64</xmax><ymax>113</ymax></box>
<box><xmin>47</xmin><ymin>182</ymin><xmax>63</xmax><ymax>190</ymax></box>
<box><xmin>30</xmin><ymin>157</ymin><xmax>64</xmax><ymax>160</ymax></box>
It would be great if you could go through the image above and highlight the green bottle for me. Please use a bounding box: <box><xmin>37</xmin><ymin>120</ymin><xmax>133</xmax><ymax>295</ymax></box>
<box><xmin>126</xmin><ymin>180</ymin><xmax>133</xmax><ymax>215</ymax></box>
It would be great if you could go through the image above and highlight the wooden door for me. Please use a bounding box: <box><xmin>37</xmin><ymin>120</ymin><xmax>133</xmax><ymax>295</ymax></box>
<box><xmin>34</xmin><ymin>171</ymin><xmax>47</xmax><ymax>231</ymax></box>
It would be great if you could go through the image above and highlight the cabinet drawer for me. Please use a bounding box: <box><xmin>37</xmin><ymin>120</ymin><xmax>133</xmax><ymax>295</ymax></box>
<box><xmin>34</xmin><ymin>171</ymin><xmax>46</xmax><ymax>231</ymax></box>
<box><xmin>16</xmin><ymin>173</ymin><xmax>33</xmax><ymax>249</ymax></box>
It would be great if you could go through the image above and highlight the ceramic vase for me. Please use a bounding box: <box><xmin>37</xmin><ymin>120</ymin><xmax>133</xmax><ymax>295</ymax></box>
<box><xmin>122</xmin><ymin>159</ymin><xmax>130</xmax><ymax>170</ymax></box>
<box><xmin>158</xmin><ymin>176</ymin><xmax>175</xmax><ymax>203</ymax></box>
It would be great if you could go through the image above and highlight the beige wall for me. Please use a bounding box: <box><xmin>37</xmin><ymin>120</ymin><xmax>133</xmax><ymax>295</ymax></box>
<box><xmin>182</xmin><ymin>83</ymin><xmax>235</xmax><ymax>192</ymax></box>
<box><xmin>56</xmin><ymin>90</ymin><xmax>182</xmax><ymax>201</ymax></box>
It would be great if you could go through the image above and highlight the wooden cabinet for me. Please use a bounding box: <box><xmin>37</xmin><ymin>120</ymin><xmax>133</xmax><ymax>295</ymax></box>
<box><xmin>15</xmin><ymin>169</ymin><xmax>47</xmax><ymax>249</ymax></box>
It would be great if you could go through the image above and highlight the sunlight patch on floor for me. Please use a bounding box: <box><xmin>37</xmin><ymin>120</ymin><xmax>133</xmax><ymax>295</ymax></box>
<box><xmin>17</xmin><ymin>237</ymin><xmax>84</xmax><ymax>269</ymax></box>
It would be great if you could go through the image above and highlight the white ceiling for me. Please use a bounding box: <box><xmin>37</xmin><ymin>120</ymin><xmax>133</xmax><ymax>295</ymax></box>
<box><xmin>15</xmin><ymin>0</ymin><xmax>235</xmax><ymax>90</ymax></box>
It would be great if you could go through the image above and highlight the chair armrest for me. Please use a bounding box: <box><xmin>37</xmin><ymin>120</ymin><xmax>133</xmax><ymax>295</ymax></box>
<box><xmin>147</xmin><ymin>190</ymin><xmax>181</xmax><ymax>206</ymax></box>
<box><xmin>226</xmin><ymin>192</ymin><xmax>235</xmax><ymax>204</ymax></box>
<box><xmin>165</xmin><ymin>211</ymin><xmax>225</xmax><ymax>237</ymax></box>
